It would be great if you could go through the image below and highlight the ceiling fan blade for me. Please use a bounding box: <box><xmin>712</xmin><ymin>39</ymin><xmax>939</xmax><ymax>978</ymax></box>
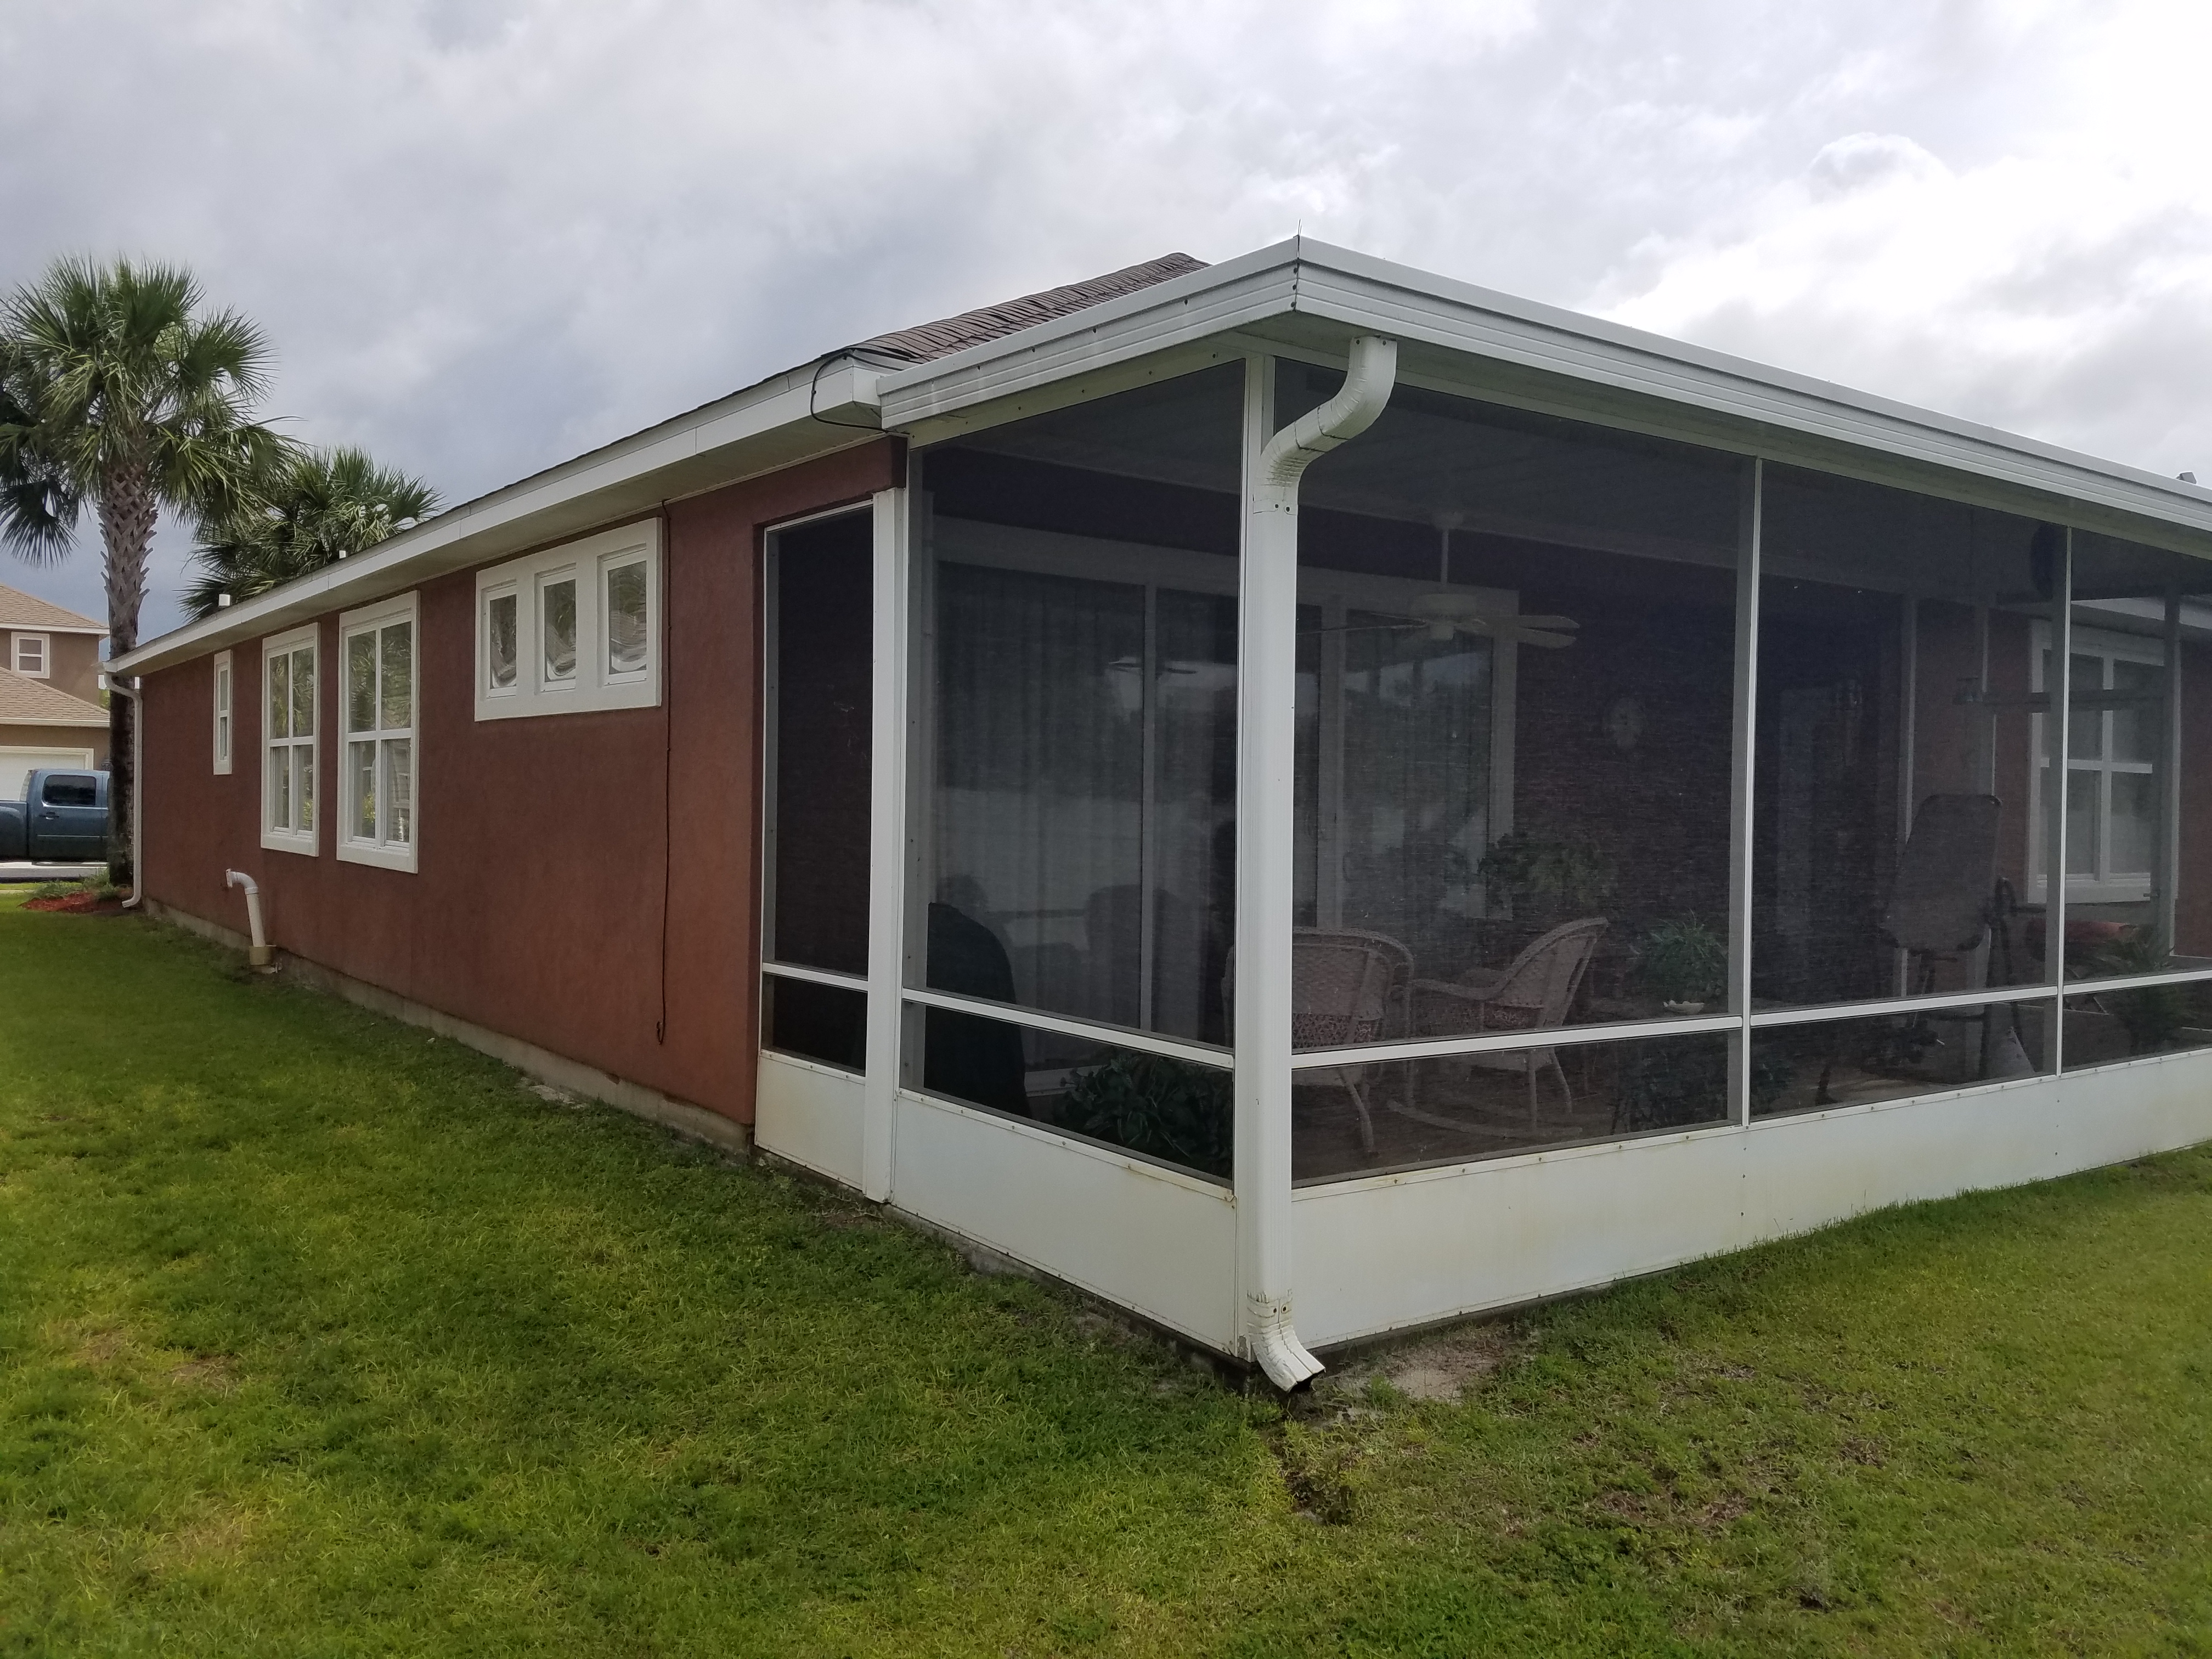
<box><xmin>1513</xmin><ymin>628</ymin><xmax>1578</xmax><ymax>649</ymax></box>
<box><xmin>1516</xmin><ymin>615</ymin><xmax>1579</xmax><ymax>631</ymax></box>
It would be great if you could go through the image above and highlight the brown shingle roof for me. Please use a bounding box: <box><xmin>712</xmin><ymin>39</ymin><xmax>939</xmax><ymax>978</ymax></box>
<box><xmin>850</xmin><ymin>252</ymin><xmax>1208</xmax><ymax>366</ymax></box>
<box><xmin>0</xmin><ymin>666</ymin><xmax>106</xmax><ymax>726</ymax></box>
<box><xmin>0</xmin><ymin>581</ymin><xmax>101</xmax><ymax>633</ymax></box>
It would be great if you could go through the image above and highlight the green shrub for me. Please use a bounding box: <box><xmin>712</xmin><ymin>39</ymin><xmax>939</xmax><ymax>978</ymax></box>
<box><xmin>1638</xmin><ymin>915</ymin><xmax>1728</xmax><ymax>1006</ymax></box>
<box><xmin>1064</xmin><ymin>1051</ymin><xmax>1232</xmax><ymax>1177</ymax></box>
<box><xmin>2092</xmin><ymin>929</ymin><xmax>2190</xmax><ymax>1054</ymax></box>
<box><xmin>1476</xmin><ymin>830</ymin><xmax>1615</xmax><ymax>915</ymax></box>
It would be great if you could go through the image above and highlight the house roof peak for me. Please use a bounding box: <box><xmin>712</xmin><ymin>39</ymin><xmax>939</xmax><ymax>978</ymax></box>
<box><xmin>849</xmin><ymin>252</ymin><xmax>1207</xmax><ymax>366</ymax></box>
<box><xmin>0</xmin><ymin>581</ymin><xmax>102</xmax><ymax>634</ymax></box>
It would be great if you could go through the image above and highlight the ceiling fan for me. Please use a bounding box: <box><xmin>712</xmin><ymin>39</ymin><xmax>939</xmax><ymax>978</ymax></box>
<box><xmin>1306</xmin><ymin>518</ymin><xmax>1581</xmax><ymax>650</ymax></box>
<box><xmin>1402</xmin><ymin>589</ymin><xmax>1579</xmax><ymax>648</ymax></box>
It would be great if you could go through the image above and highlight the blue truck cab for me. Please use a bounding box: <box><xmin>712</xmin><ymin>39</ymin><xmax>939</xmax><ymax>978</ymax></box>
<box><xmin>0</xmin><ymin>769</ymin><xmax>111</xmax><ymax>864</ymax></box>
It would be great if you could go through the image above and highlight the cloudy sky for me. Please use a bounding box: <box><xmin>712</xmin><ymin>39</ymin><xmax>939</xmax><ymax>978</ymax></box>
<box><xmin>4</xmin><ymin>0</ymin><xmax>2209</xmax><ymax>640</ymax></box>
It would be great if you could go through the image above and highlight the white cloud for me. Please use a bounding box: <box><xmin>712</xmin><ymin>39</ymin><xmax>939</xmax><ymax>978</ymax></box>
<box><xmin>3</xmin><ymin>0</ymin><xmax>2209</xmax><ymax>633</ymax></box>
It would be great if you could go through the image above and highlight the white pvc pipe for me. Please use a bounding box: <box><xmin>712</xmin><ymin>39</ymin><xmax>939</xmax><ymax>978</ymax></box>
<box><xmin>1235</xmin><ymin>335</ymin><xmax>1399</xmax><ymax>1390</ymax></box>
<box><xmin>225</xmin><ymin>868</ymin><xmax>271</xmax><ymax>967</ymax></box>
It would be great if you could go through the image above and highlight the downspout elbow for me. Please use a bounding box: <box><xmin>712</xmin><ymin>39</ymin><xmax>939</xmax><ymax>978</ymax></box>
<box><xmin>225</xmin><ymin>869</ymin><xmax>271</xmax><ymax>968</ymax></box>
<box><xmin>1249</xmin><ymin>1293</ymin><xmax>1326</xmax><ymax>1391</ymax></box>
<box><xmin>1257</xmin><ymin>335</ymin><xmax>1399</xmax><ymax>492</ymax></box>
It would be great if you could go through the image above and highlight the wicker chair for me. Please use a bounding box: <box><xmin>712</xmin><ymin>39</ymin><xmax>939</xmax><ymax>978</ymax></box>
<box><xmin>1223</xmin><ymin>928</ymin><xmax>1413</xmax><ymax>1156</ymax></box>
<box><xmin>1409</xmin><ymin>917</ymin><xmax>1607</xmax><ymax>1128</ymax></box>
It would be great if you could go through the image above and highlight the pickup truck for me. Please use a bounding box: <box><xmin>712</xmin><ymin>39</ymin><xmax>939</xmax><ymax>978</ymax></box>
<box><xmin>0</xmin><ymin>769</ymin><xmax>111</xmax><ymax>863</ymax></box>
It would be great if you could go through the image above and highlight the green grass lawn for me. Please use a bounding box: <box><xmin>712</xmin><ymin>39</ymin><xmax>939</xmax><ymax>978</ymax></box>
<box><xmin>5</xmin><ymin>900</ymin><xmax>2212</xmax><ymax>1656</ymax></box>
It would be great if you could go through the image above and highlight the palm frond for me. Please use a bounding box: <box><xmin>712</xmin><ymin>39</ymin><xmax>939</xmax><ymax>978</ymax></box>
<box><xmin>183</xmin><ymin>443</ymin><xmax>443</xmax><ymax>619</ymax></box>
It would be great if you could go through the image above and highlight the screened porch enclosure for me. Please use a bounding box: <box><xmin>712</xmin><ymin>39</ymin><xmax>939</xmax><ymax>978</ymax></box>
<box><xmin>751</xmin><ymin>333</ymin><xmax>2212</xmax><ymax>1361</ymax></box>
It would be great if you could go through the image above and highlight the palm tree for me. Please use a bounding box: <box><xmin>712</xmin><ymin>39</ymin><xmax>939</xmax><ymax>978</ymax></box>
<box><xmin>0</xmin><ymin>257</ymin><xmax>287</xmax><ymax>881</ymax></box>
<box><xmin>185</xmin><ymin>447</ymin><xmax>439</xmax><ymax>619</ymax></box>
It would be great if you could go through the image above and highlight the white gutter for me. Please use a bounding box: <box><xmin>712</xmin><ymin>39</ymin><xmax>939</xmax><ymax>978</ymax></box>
<box><xmin>877</xmin><ymin>237</ymin><xmax>2212</xmax><ymax>562</ymax></box>
<box><xmin>112</xmin><ymin>237</ymin><xmax>2212</xmax><ymax>684</ymax></box>
<box><xmin>106</xmin><ymin>678</ymin><xmax>143</xmax><ymax>910</ymax></box>
<box><xmin>110</xmin><ymin>359</ymin><xmax>887</xmax><ymax>678</ymax></box>
<box><xmin>1235</xmin><ymin>334</ymin><xmax>1400</xmax><ymax>1390</ymax></box>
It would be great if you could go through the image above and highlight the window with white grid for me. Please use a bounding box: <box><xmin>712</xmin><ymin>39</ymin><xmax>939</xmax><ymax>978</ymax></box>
<box><xmin>338</xmin><ymin>594</ymin><xmax>418</xmax><ymax>872</ymax></box>
<box><xmin>213</xmin><ymin>650</ymin><xmax>233</xmax><ymax>775</ymax></box>
<box><xmin>261</xmin><ymin>625</ymin><xmax>318</xmax><ymax>854</ymax></box>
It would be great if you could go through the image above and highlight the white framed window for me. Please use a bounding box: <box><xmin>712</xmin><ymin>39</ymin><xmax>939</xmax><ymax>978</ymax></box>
<box><xmin>261</xmin><ymin>624</ymin><xmax>319</xmax><ymax>854</ymax></box>
<box><xmin>212</xmin><ymin>650</ymin><xmax>233</xmax><ymax>775</ymax></box>
<box><xmin>538</xmin><ymin>566</ymin><xmax>579</xmax><ymax>690</ymax></box>
<box><xmin>12</xmin><ymin>633</ymin><xmax>49</xmax><ymax>677</ymax></box>
<box><xmin>337</xmin><ymin>593</ymin><xmax>418</xmax><ymax>873</ymax></box>
<box><xmin>473</xmin><ymin>521</ymin><xmax>661</xmax><ymax>721</ymax></box>
<box><xmin>2030</xmin><ymin>622</ymin><xmax>2164</xmax><ymax>904</ymax></box>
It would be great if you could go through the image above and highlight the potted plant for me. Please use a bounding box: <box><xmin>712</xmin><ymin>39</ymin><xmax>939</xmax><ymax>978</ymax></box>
<box><xmin>1063</xmin><ymin>1051</ymin><xmax>1233</xmax><ymax>1177</ymax></box>
<box><xmin>2091</xmin><ymin>928</ymin><xmax>2190</xmax><ymax>1056</ymax></box>
<box><xmin>1638</xmin><ymin>916</ymin><xmax>1726</xmax><ymax>1014</ymax></box>
<box><xmin>1476</xmin><ymin>830</ymin><xmax>1615</xmax><ymax>927</ymax></box>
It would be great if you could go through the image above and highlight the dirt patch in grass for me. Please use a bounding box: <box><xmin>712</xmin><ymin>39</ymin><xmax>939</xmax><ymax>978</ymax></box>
<box><xmin>147</xmin><ymin>1503</ymin><xmax>262</xmax><ymax>1571</ymax></box>
<box><xmin>68</xmin><ymin>1323</ymin><xmax>137</xmax><ymax>1368</ymax></box>
<box><xmin>169</xmin><ymin>1354</ymin><xmax>241</xmax><ymax>1392</ymax></box>
<box><xmin>1316</xmin><ymin>1318</ymin><xmax>1522</xmax><ymax>1408</ymax></box>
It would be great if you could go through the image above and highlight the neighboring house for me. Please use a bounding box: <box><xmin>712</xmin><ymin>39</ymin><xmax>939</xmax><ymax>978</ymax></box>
<box><xmin>0</xmin><ymin>583</ymin><xmax>107</xmax><ymax>800</ymax></box>
<box><xmin>110</xmin><ymin>241</ymin><xmax>2212</xmax><ymax>1383</ymax></box>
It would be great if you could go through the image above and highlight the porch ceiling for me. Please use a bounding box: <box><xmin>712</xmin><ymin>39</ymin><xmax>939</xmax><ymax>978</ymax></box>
<box><xmin>878</xmin><ymin>239</ymin><xmax>2212</xmax><ymax>567</ymax></box>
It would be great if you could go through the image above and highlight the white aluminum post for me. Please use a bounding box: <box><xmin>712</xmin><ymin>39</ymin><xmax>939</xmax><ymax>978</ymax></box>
<box><xmin>2045</xmin><ymin>530</ymin><xmax>2073</xmax><ymax>1070</ymax></box>
<box><xmin>860</xmin><ymin>482</ymin><xmax>912</xmax><ymax>1201</ymax></box>
<box><xmin>1726</xmin><ymin>459</ymin><xmax>1763</xmax><ymax>1124</ymax></box>
<box><xmin>1894</xmin><ymin>593</ymin><xmax>1918</xmax><ymax>997</ymax></box>
<box><xmin>1234</xmin><ymin>338</ymin><xmax>1398</xmax><ymax>1390</ymax></box>
<box><xmin>2161</xmin><ymin>584</ymin><xmax>2183</xmax><ymax>950</ymax></box>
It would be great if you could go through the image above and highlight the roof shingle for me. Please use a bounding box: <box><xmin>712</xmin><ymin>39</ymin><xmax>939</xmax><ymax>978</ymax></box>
<box><xmin>0</xmin><ymin>667</ymin><xmax>106</xmax><ymax>727</ymax></box>
<box><xmin>850</xmin><ymin>252</ymin><xmax>1207</xmax><ymax>366</ymax></box>
<box><xmin>0</xmin><ymin>582</ymin><xmax>101</xmax><ymax>633</ymax></box>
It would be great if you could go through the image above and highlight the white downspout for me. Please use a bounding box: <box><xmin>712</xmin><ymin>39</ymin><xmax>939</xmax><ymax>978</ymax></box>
<box><xmin>225</xmin><ymin>869</ymin><xmax>271</xmax><ymax>968</ymax></box>
<box><xmin>1235</xmin><ymin>335</ymin><xmax>1399</xmax><ymax>1389</ymax></box>
<box><xmin>106</xmin><ymin>677</ymin><xmax>144</xmax><ymax>911</ymax></box>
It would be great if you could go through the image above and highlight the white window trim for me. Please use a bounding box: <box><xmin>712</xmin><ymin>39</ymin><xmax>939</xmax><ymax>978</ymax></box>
<box><xmin>12</xmin><ymin>632</ymin><xmax>50</xmax><ymax>677</ymax></box>
<box><xmin>212</xmin><ymin>650</ymin><xmax>233</xmax><ymax>775</ymax></box>
<box><xmin>337</xmin><ymin>592</ymin><xmax>420</xmax><ymax>873</ymax></box>
<box><xmin>473</xmin><ymin>520</ymin><xmax>661</xmax><ymax>721</ymax></box>
<box><xmin>261</xmin><ymin>624</ymin><xmax>320</xmax><ymax>856</ymax></box>
<box><xmin>2028</xmin><ymin>620</ymin><xmax>2163</xmax><ymax>905</ymax></box>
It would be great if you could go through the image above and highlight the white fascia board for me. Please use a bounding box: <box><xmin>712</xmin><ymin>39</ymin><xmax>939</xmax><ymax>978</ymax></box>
<box><xmin>1</xmin><ymin>623</ymin><xmax>105</xmax><ymax>636</ymax></box>
<box><xmin>878</xmin><ymin>235</ymin><xmax>2212</xmax><ymax>561</ymax></box>
<box><xmin>113</xmin><ymin>360</ymin><xmax>885</xmax><ymax>677</ymax></box>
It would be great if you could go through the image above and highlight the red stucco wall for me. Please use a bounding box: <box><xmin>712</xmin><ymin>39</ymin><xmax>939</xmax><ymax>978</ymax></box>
<box><xmin>139</xmin><ymin>441</ymin><xmax>900</xmax><ymax>1124</ymax></box>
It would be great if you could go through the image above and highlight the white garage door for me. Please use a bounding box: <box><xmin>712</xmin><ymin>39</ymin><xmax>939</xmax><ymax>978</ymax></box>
<box><xmin>0</xmin><ymin>748</ymin><xmax>95</xmax><ymax>804</ymax></box>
